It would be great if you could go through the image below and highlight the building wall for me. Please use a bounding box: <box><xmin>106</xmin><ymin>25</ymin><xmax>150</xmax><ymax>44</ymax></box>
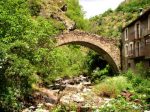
<box><xmin>122</xmin><ymin>12</ymin><xmax>150</xmax><ymax>71</ymax></box>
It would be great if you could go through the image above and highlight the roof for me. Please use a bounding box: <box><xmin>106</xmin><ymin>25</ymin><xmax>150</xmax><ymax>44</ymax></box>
<box><xmin>122</xmin><ymin>8</ymin><xmax>150</xmax><ymax>31</ymax></box>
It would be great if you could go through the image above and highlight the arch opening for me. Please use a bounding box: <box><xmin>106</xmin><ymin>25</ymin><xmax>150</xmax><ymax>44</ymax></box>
<box><xmin>57</xmin><ymin>41</ymin><xmax>119</xmax><ymax>74</ymax></box>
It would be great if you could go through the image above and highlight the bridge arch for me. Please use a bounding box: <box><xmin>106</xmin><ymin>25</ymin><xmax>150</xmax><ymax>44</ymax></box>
<box><xmin>56</xmin><ymin>30</ymin><xmax>120</xmax><ymax>73</ymax></box>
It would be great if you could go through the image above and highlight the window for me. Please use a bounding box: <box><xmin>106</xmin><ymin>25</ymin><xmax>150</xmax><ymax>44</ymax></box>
<box><xmin>135</xmin><ymin>22</ymin><xmax>140</xmax><ymax>39</ymax></box>
<box><xmin>125</xmin><ymin>44</ymin><xmax>128</xmax><ymax>57</ymax></box>
<box><xmin>128</xmin><ymin>63</ymin><xmax>131</xmax><ymax>68</ymax></box>
<box><xmin>129</xmin><ymin>42</ymin><xmax>134</xmax><ymax>55</ymax></box>
<box><xmin>136</xmin><ymin>41</ymin><xmax>140</xmax><ymax>56</ymax></box>
<box><xmin>124</xmin><ymin>28</ymin><xmax>128</xmax><ymax>41</ymax></box>
<box><xmin>148</xmin><ymin>14</ymin><xmax>150</xmax><ymax>30</ymax></box>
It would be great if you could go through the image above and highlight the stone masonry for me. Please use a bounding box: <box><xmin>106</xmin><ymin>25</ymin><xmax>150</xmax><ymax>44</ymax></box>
<box><xmin>56</xmin><ymin>30</ymin><xmax>120</xmax><ymax>73</ymax></box>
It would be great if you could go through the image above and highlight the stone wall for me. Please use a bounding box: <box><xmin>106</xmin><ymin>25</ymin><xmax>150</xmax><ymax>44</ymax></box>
<box><xmin>56</xmin><ymin>30</ymin><xmax>120</xmax><ymax>73</ymax></box>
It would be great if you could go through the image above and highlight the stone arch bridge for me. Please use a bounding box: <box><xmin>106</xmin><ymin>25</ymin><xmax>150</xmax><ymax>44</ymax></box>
<box><xmin>55</xmin><ymin>30</ymin><xmax>120</xmax><ymax>73</ymax></box>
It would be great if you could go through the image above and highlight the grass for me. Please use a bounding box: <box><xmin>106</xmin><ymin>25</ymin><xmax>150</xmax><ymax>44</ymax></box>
<box><xmin>93</xmin><ymin>76</ymin><xmax>132</xmax><ymax>98</ymax></box>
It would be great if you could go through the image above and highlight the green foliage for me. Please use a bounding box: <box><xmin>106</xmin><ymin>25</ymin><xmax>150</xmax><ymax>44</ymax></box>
<box><xmin>122</xmin><ymin>70</ymin><xmax>150</xmax><ymax>109</ymax></box>
<box><xmin>93</xmin><ymin>76</ymin><xmax>132</xmax><ymax>98</ymax></box>
<box><xmin>0</xmin><ymin>0</ymin><xmax>93</xmax><ymax>110</ymax></box>
<box><xmin>89</xmin><ymin>0</ymin><xmax>150</xmax><ymax>38</ymax></box>
<box><xmin>0</xmin><ymin>0</ymin><xmax>61</xmax><ymax>111</ymax></box>
<box><xmin>28</xmin><ymin>0</ymin><xmax>42</xmax><ymax>16</ymax></box>
<box><xmin>65</xmin><ymin>0</ymin><xmax>92</xmax><ymax>31</ymax></box>
<box><xmin>85</xmin><ymin>50</ymin><xmax>113</xmax><ymax>83</ymax></box>
<box><xmin>44</xmin><ymin>45</ymin><xmax>88</xmax><ymax>84</ymax></box>
<box><xmin>96</xmin><ymin>96</ymin><xmax>143</xmax><ymax>112</ymax></box>
<box><xmin>91</xmin><ymin>65</ymin><xmax>110</xmax><ymax>83</ymax></box>
<box><xmin>116</xmin><ymin>0</ymin><xmax>150</xmax><ymax>12</ymax></box>
<box><xmin>52</xmin><ymin>103</ymin><xmax>78</xmax><ymax>112</ymax></box>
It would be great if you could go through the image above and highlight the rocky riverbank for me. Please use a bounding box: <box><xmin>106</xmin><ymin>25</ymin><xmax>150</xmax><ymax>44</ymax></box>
<box><xmin>22</xmin><ymin>75</ymin><xmax>112</xmax><ymax>112</ymax></box>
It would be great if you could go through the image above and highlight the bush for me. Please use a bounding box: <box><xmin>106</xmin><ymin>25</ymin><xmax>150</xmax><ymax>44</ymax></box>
<box><xmin>52</xmin><ymin>103</ymin><xmax>77</xmax><ymax>112</ymax></box>
<box><xmin>91</xmin><ymin>65</ymin><xmax>110</xmax><ymax>83</ymax></box>
<box><xmin>96</xmin><ymin>96</ymin><xmax>143</xmax><ymax>112</ymax></box>
<box><xmin>93</xmin><ymin>76</ymin><xmax>132</xmax><ymax>98</ymax></box>
<box><xmin>44</xmin><ymin>45</ymin><xmax>88</xmax><ymax>84</ymax></box>
<box><xmin>0</xmin><ymin>0</ymin><xmax>59</xmax><ymax>110</ymax></box>
<box><xmin>28</xmin><ymin>0</ymin><xmax>41</xmax><ymax>16</ymax></box>
<box><xmin>122</xmin><ymin>69</ymin><xmax>150</xmax><ymax>109</ymax></box>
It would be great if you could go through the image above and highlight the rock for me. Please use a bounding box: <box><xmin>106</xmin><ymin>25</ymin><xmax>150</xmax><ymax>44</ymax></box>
<box><xmin>62</xmin><ymin>79</ymin><xmax>70</xmax><ymax>84</ymax></box>
<box><xmin>22</xmin><ymin>108</ymin><xmax>31</xmax><ymax>112</ymax></box>
<box><xmin>48</xmin><ymin>85</ymin><xmax>54</xmax><ymax>89</ymax></box>
<box><xmin>83</xmin><ymin>88</ymin><xmax>91</xmax><ymax>93</ymax></box>
<box><xmin>55</xmin><ymin>78</ymin><xmax>63</xmax><ymax>83</ymax></box>
<box><xmin>29</xmin><ymin>106</ymin><xmax>36</xmax><ymax>111</ymax></box>
<box><xmin>65</xmin><ymin>84</ymin><xmax>84</xmax><ymax>92</ymax></box>
<box><xmin>72</xmin><ymin>94</ymin><xmax>84</xmax><ymax>103</ymax></box>
<box><xmin>35</xmin><ymin>108</ymin><xmax>49</xmax><ymax>112</ymax></box>
<box><xmin>37</xmin><ymin>103</ymin><xmax>43</xmax><ymax>108</ymax></box>
<box><xmin>104</xmin><ymin>98</ymin><xmax>112</xmax><ymax>103</ymax></box>
<box><xmin>51</xmin><ymin>90</ymin><xmax>59</xmax><ymax>96</ymax></box>
<box><xmin>45</xmin><ymin>103</ymin><xmax>54</xmax><ymax>109</ymax></box>
<box><xmin>82</xmin><ymin>81</ymin><xmax>91</xmax><ymax>86</ymax></box>
<box><xmin>60</xmin><ymin>94</ymin><xmax>71</xmax><ymax>104</ymax></box>
<box><xmin>61</xmin><ymin>4</ymin><xmax>67</xmax><ymax>11</ymax></box>
<box><xmin>80</xmin><ymin>75</ymin><xmax>87</xmax><ymax>80</ymax></box>
<box><xmin>52</xmin><ymin>83</ymin><xmax>66</xmax><ymax>90</ymax></box>
<box><xmin>121</xmin><ymin>90</ymin><xmax>132</xmax><ymax>101</ymax></box>
<box><xmin>44</xmin><ymin>95</ymin><xmax>57</xmax><ymax>104</ymax></box>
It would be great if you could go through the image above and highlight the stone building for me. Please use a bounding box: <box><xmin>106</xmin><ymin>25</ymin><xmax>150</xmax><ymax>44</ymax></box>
<box><xmin>121</xmin><ymin>8</ymin><xmax>150</xmax><ymax>71</ymax></box>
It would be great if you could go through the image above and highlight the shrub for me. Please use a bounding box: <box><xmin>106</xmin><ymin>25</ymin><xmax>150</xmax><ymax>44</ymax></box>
<box><xmin>96</xmin><ymin>96</ymin><xmax>143</xmax><ymax>112</ymax></box>
<box><xmin>52</xmin><ymin>103</ymin><xmax>77</xmax><ymax>112</ymax></box>
<box><xmin>122</xmin><ymin>69</ymin><xmax>150</xmax><ymax>109</ymax></box>
<box><xmin>93</xmin><ymin>76</ymin><xmax>132</xmax><ymax>98</ymax></box>
<box><xmin>28</xmin><ymin>0</ymin><xmax>41</xmax><ymax>16</ymax></box>
<box><xmin>91</xmin><ymin>65</ymin><xmax>110</xmax><ymax>83</ymax></box>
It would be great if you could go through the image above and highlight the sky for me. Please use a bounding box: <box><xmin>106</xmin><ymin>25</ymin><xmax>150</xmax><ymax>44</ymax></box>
<box><xmin>79</xmin><ymin>0</ymin><xmax>125</xmax><ymax>18</ymax></box>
